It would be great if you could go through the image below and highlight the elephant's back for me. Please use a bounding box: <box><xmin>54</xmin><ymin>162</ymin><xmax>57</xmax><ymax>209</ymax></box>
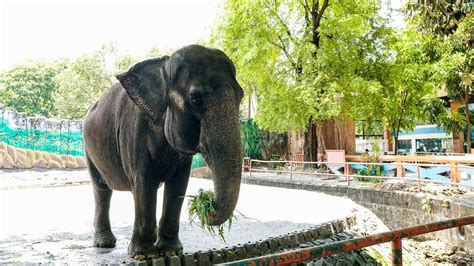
<box><xmin>83</xmin><ymin>83</ymin><xmax>126</xmax><ymax>145</ymax></box>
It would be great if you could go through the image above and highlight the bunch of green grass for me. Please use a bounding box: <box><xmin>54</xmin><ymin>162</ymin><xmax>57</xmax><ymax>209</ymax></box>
<box><xmin>188</xmin><ymin>189</ymin><xmax>234</xmax><ymax>242</ymax></box>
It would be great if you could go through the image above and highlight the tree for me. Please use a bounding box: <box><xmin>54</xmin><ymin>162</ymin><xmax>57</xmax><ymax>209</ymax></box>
<box><xmin>424</xmin><ymin>98</ymin><xmax>466</xmax><ymax>138</ymax></box>
<box><xmin>382</xmin><ymin>30</ymin><xmax>436</xmax><ymax>154</ymax></box>
<box><xmin>212</xmin><ymin>0</ymin><xmax>395</xmax><ymax>160</ymax></box>
<box><xmin>113</xmin><ymin>55</ymin><xmax>137</xmax><ymax>74</ymax></box>
<box><xmin>405</xmin><ymin>0</ymin><xmax>473</xmax><ymax>38</ymax></box>
<box><xmin>405</xmin><ymin>0</ymin><xmax>473</xmax><ymax>152</ymax></box>
<box><xmin>0</xmin><ymin>60</ymin><xmax>65</xmax><ymax>117</ymax></box>
<box><xmin>54</xmin><ymin>49</ymin><xmax>113</xmax><ymax>119</ymax></box>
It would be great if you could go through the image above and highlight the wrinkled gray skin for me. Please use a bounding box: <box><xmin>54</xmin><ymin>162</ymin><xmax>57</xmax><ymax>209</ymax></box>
<box><xmin>83</xmin><ymin>45</ymin><xmax>243</xmax><ymax>260</ymax></box>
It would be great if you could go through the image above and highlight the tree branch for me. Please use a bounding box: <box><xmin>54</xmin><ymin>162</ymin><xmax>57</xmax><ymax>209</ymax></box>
<box><xmin>315</xmin><ymin>0</ymin><xmax>329</xmax><ymax>28</ymax></box>
<box><xmin>263</xmin><ymin>1</ymin><xmax>298</xmax><ymax>45</ymax></box>
<box><xmin>299</xmin><ymin>0</ymin><xmax>311</xmax><ymax>26</ymax></box>
<box><xmin>311</xmin><ymin>0</ymin><xmax>329</xmax><ymax>48</ymax></box>
<box><xmin>269</xmin><ymin>37</ymin><xmax>296</xmax><ymax>68</ymax></box>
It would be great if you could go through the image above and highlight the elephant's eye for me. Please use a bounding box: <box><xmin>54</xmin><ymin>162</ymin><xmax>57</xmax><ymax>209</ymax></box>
<box><xmin>189</xmin><ymin>91</ymin><xmax>203</xmax><ymax>107</ymax></box>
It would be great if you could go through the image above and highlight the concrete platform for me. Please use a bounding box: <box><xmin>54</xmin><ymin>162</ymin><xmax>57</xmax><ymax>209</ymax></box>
<box><xmin>0</xmin><ymin>170</ymin><xmax>358</xmax><ymax>264</ymax></box>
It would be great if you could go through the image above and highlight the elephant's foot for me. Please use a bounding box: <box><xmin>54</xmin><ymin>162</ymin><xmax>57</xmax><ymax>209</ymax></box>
<box><xmin>128</xmin><ymin>241</ymin><xmax>159</xmax><ymax>260</ymax></box>
<box><xmin>156</xmin><ymin>237</ymin><xmax>183</xmax><ymax>256</ymax></box>
<box><xmin>93</xmin><ymin>230</ymin><xmax>116</xmax><ymax>248</ymax></box>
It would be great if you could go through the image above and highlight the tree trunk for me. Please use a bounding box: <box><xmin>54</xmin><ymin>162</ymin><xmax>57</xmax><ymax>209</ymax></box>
<box><xmin>394</xmin><ymin>90</ymin><xmax>409</xmax><ymax>155</ymax></box>
<box><xmin>394</xmin><ymin>130</ymin><xmax>400</xmax><ymax>155</ymax></box>
<box><xmin>465</xmin><ymin>94</ymin><xmax>471</xmax><ymax>153</ymax></box>
<box><xmin>303</xmin><ymin>119</ymin><xmax>318</xmax><ymax>167</ymax></box>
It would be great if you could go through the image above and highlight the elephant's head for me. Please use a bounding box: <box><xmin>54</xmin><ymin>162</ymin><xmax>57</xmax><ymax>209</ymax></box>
<box><xmin>117</xmin><ymin>45</ymin><xmax>244</xmax><ymax>225</ymax></box>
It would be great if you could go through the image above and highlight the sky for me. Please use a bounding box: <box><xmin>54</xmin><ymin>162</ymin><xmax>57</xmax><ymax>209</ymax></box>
<box><xmin>0</xmin><ymin>0</ymin><xmax>221</xmax><ymax>70</ymax></box>
<box><xmin>1</xmin><ymin>0</ymin><xmax>405</xmax><ymax>71</ymax></box>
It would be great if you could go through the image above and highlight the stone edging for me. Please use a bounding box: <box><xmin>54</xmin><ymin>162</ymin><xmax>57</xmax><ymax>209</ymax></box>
<box><xmin>241</xmin><ymin>175</ymin><xmax>474</xmax><ymax>255</ymax></box>
<box><xmin>141</xmin><ymin>215</ymin><xmax>356</xmax><ymax>266</ymax></box>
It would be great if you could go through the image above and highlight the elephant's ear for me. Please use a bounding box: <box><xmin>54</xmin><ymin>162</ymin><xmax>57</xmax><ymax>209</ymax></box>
<box><xmin>116</xmin><ymin>56</ymin><xmax>170</xmax><ymax>123</ymax></box>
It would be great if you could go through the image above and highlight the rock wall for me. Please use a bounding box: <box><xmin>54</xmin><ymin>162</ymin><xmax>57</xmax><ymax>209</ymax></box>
<box><xmin>0</xmin><ymin>142</ymin><xmax>86</xmax><ymax>169</ymax></box>
<box><xmin>242</xmin><ymin>176</ymin><xmax>474</xmax><ymax>254</ymax></box>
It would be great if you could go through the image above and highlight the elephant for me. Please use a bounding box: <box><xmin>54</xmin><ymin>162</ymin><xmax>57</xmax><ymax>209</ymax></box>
<box><xmin>82</xmin><ymin>45</ymin><xmax>244</xmax><ymax>260</ymax></box>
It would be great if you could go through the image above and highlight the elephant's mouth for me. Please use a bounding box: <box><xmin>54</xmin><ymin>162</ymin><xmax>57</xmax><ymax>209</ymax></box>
<box><xmin>173</xmin><ymin>146</ymin><xmax>196</xmax><ymax>158</ymax></box>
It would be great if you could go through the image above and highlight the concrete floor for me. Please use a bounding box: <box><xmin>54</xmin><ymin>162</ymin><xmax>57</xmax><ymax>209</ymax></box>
<box><xmin>0</xmin><ymin>171</ymin><xmax>358</xmax><ymax>264</ymax></box>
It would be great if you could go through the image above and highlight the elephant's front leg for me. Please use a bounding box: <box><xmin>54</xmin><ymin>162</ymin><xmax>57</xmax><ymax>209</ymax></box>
<box><xmin>156</xmin><ymin>162</ymin><xmax>191</xmax><ymax>256</ymax></box>
<box><xmin>129</xmin><ymin>179</ymin><xmax>160</xmax><ymax>260</ymax></box>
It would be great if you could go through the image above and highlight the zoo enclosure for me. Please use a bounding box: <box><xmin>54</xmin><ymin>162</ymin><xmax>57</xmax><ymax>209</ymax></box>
<box><xmin>220</xmin><ymin>215</ymin><xmax>474</xmax><ymax>266</ymax></box>
<box><xmin>0</xmin><ymin>105</ymin><xmax>84</xmax><ymax>156</ymax></box>
<box><xmin>0</xmin><ymin>105</ymin><xmax>206</xmax><ymax>168</ymax></box>
<box><xmin>242</xmin><ymin>157</ymin><xmax>474</xmax><ymax>190</ymax></box>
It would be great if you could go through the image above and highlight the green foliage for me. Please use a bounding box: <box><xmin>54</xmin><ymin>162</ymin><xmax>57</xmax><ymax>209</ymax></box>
<box><xmin>54</xmin><ymin>51</ymin><xmax>113</xmax><ymax>119</ymax></box>
<box><xmin>357</xmin><ymin>142</ymin><xmax>384</xmax><ymax>183</ymax></box>
<box><xmin>421</xmin><ymin>197</ymin><xmax>434</xmax><ymax>214</ymax></box>
<box><xmin>212</xmin><ymin>0</ymin><xmax>434</xmax><ymax>156</ymax></box>
<box><xmin>424</xmin><ymin>99</ymin><xmax>466</xmax><ymax>136</ymax></box>
<box><xmin>0</xmin><ymin>60</ymin><xmax>65</xmax><ymax>117</ymax></box>
<box><xmin>113</xmin><ymin>55</ymin><xmax>137</xmax><ymax>74</ymax></box>
<box><xmin>406</xmin><ymin>2</ymin><xmax>473</xmax><ymax>150</ymax></box>
<box><xmin>372</xmin><ymin>28</ymin><xmax>438</xmax><ymax>153</ymax></box>
<box><xmin>240</xmin><ymin>119</ymin><xmax>262</xmax><ymax>159</ymax></box>
<box><xmin>405</xmin><ymin>0</ymin><xmax>473</xmax><ymax>39</ymax></box>
<box><xmin>188</xmin><ymin>189</ymin><xmax>234</xmax><ymax>242</ymax></box>
<box><xmin>441</xmin><ymin>198</ymin><xmax>450</xmax><ymax>209</ymax></box>
<box><xmin>212</xmin><ymin>0</ymin><xmax>395</xmax><ymax>134</ymax></box>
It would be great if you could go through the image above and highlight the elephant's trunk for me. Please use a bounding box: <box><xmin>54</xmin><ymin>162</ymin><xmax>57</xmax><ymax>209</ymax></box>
<box><xmin>200</xmin><ymin>97</ymin><xmax>242</xmax><ymax>226</ymax></box>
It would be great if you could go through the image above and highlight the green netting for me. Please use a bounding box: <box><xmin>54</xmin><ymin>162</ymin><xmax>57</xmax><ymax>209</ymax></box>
<box><xmin>0</xmin><ymin>120</ymin><xmax>84</xmax><ymax>156</ymax></box>
<box><xmin>0</xmin><ymin>105</ymin><xmax>84</xmax><ymax>156</ymax></box>
<box><xmin>191</xmin><ymin>153</ymin><xmax>205</xmax><ymax>168</ymax></box>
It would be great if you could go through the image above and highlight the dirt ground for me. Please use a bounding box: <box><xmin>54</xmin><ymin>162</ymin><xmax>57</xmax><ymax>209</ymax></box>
<box><xmin>376</xmin><ymin>181</ymin><xmax>474</xmax><ymax>200</ymax></box>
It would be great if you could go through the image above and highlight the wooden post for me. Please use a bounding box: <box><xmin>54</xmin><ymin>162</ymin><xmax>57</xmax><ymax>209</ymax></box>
<box><xmin>450</xmin><ymin>161</ymin><xmax>460</xmax><ymax>183</ymax></box>
<box><xmin>396</xmin><ymin>160</ymin><xmax>405</xmax><ymax>178</ymax></box>
<box><xmin>345</xmin><ymin>163</ymin><xmax>350</xmax><ymax>186</ymax></box>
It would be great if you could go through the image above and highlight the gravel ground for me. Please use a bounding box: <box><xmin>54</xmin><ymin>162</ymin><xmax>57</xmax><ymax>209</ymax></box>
<box><xmin>376</xmin><ymin>182</ymin><xmax>474</xmax><ymax>200</ymax></box>
<box><xmin>0</xmin><ymin>169</ymin><xmax>357</xmax><ymax>264</ymax></box>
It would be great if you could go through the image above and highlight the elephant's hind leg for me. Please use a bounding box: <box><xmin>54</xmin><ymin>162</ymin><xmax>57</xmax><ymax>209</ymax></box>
<box><xmin>87</xmin><ymin>156</ymin><xmax>116</xmax><ymax>248</ymax></box>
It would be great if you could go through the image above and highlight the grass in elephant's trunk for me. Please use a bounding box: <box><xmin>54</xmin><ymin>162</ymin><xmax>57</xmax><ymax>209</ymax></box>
<box><xmin>187</xmin><ymin>189</ymin><xmax>236</xmax><ymax>242</ymax></box>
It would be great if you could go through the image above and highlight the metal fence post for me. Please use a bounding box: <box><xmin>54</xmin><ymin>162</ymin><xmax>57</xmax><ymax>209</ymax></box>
<box><xmin>249</xmin><ymin>159</ymin><xmax>252</xmax><ymax>177</ymax></box>
<box><xmin>289</xmin><ymin>162</ymin><xmax>293</xmax><ymax>181</ymax></box>
<box><xmin>416</xmin><ymin>164</ymin><xmax>422</xmax><ymax>192</ymax></box>
<box><xmin>391</xmin><ymin>238</ymin><xmax>403</xmax><ymax>266</ymax></box>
